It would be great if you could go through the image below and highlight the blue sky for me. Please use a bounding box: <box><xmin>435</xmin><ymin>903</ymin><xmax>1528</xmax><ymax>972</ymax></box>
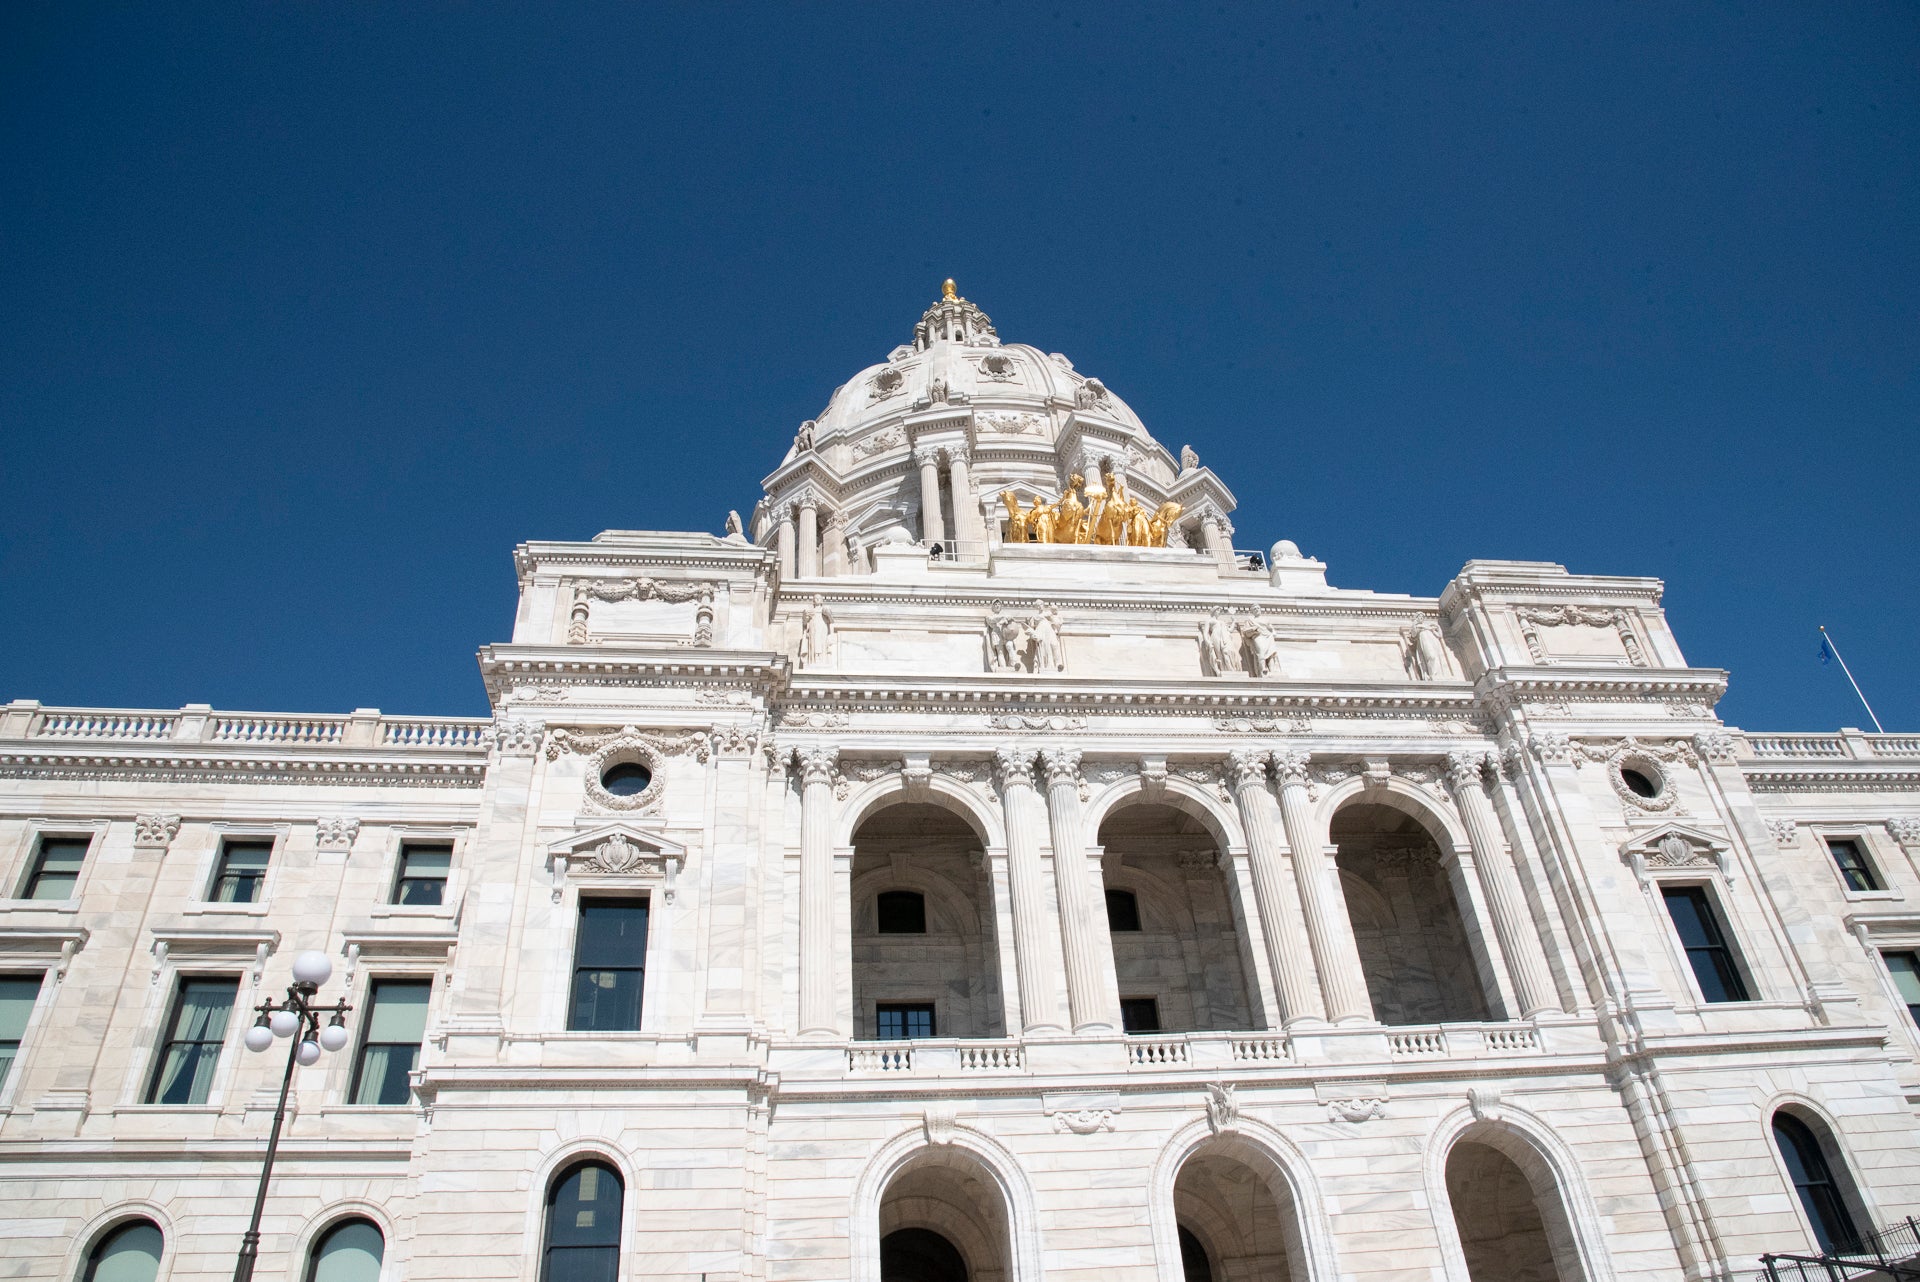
<box><xmin>2</xmin><ymin>4</ymin><xmax>1915</xmax><ymax>731</ymax></box>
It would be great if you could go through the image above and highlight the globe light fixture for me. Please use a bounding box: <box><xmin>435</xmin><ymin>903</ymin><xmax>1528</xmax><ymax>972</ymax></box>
<box><xmin>269</xmin><ymin>1009</ymin><xmax>300</xmax><ymax>1038</ymax></box>
<box><xmin>290</xmin><ymin>950</ymin><xmax>333</xmax><ymax>988</ymax></box>
<box><xmin>244</xmin><ymin>1020</ymin><xmax>274</xmax><ymax>1053</ymax></box>
<box><xmin>296</xmin><ymin>1039</ymin><xmax>321</xmax><ymax>1066</ymax></box>
<box><xmin>318</xmin><ymin>1015</ymin><xmax>350</xmax><ymax>1053</ymax></box>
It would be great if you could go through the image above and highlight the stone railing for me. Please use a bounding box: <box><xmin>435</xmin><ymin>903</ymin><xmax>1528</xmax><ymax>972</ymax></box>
<box><xmin>1126</xmin><ymin>1035</ymin><xmax>1191</xmax><ymax>1067</ymax></box>
<box><xmin>1744</xmin><ymin>732</ymin><xmax>1920</xmax><ymax>761</ymax></box>
<box><xmin>845</xmin><ymin>1039</ymin><xmax>1025</xmax><ymax>1076</ymax></box>
<box><xmin>3</xmin><ymin>701</ymin><xmax>491</xmax><ymax>753</ymax></box>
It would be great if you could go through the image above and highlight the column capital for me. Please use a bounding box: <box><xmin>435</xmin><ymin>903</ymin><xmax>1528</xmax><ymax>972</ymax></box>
<box><xmin>1039</xmin><ymin>747</ymin><xmax>1083</xmax><ymax>789</ymax></box>
<box><xmin>913</xmin><ymin>444</ymin><xmax>944</xmax><ymax>467</ymax></box>
<box><xmin>1272</xmin><ymin>749</ymin><xmax>1311</xmax><ymax>788</ymax></box>
<box><xmin>795</xmin><ymin>746</ymin><xmax>839</xmax><ymax>785</ymax></box>
<box><xmin>1225</xmin><ymin>748</ymin><xmax>1273</xmax><ymax>791</ymax></box>
<box><xmin>993</xmin><ymin>746</ymin><xmax>1038</xmax><ymax>792</ymax></box>
<box><xmin>1445</xmin><ymin>749</ymin><xmax>1492</xmax><ymax>796</ymax></box>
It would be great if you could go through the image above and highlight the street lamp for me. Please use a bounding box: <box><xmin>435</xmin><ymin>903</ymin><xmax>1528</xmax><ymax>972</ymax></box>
<box><xmin>233</xmin><ymin>949</ymin><xmax>352</xmax><ymax>1282</ymax></box>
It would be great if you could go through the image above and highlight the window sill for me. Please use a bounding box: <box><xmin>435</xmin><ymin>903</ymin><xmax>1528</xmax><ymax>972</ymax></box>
<box><xmin>112</xmin><ymin>1103</ymin><xmax>226</xmax><ymax>1115</ymax></box>
<box><xmin>368</xmin><ymin>903</ymin><xmax>455</xmax><ymax>921</ymax></box>
<box><xmin>0</xmin><ymin>898</ymin><xmax>80</xmax><ymax>914</ymax></box>
<box><xmin>182</xmin><ymin>901</ymin><xmax>271</xmax><ymax>917</ymax></box>
<box><xmin>319</xmin><ymin>1103</ymin><xmax>424</xmax><ymax>1116</ymax></box>
<box><xmin>1841</xmin><ymin>889</ymin><xmax>1903</xmax><ymax>903</ymax></box>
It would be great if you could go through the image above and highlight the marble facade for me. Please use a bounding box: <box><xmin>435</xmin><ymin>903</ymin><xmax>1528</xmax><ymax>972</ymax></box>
<box><xmin>4</xmin><ymin>285</ymin><xmax>1920</xmax><ymax>1282</ymax></box>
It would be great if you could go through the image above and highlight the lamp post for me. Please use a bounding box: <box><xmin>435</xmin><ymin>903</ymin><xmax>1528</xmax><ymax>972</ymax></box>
<box><xmin>232</xmin><ymin>949</ymin><xmax>352</xmax><ymax>1282</ymax></box>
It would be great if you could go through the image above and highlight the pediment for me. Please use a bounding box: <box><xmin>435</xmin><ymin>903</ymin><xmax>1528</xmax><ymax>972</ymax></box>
<box><xmin>1619</xmin><ymin>822</ymin><xmax>1733</xmax><ymax>881</ymax></box>
<box><xmin>546</xmin><ymin>822</ymin><xmax>686</xmax><ymax>862</ymax></box>
<box><xmin>545</xmin><ymin>823</ymin><xmax>686</xmax><ymax>901</ymax></box>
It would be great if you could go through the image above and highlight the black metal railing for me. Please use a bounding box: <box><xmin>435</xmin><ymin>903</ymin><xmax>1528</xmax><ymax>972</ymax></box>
<box><xmin>1761</xmin><ymin>1216</ymin><xmax>1920</xmax><ymax>1281</ymax></box>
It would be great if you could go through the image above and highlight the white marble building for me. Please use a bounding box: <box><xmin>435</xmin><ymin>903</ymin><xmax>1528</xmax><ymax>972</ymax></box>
<box><xmin>5</xmin><ymin>283</ymin><xmax>1920</xmax><ymax>1282</ymax></box>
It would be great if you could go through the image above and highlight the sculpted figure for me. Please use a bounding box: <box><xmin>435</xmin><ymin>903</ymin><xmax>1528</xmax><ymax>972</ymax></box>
<box><xmin>1097</xmin><ymin>472</ymin><xmax>1133</xmax><ymax>544</ymax></box>
<box><xmin>1239</xmin><ymin>619</ymin><xmax>1280</xmax><ymax>677</ymax></box>
<box><xmin>1404</xmin><ymin>620</ymin><xmax>1452</xmax><ymax>681</ymax></box>
<box><xmin>1148</xmin><ymin>501</ymin><xmax>1183</xmax><ymax>548</ymax></box>
<box><xmin>1057</xmin><ymin>474</ymin><xmax>1090</xmax><ymax>544</ymax></box>
<box><xmin>1029</xmin><ymin>496</ymin><xmax>1058</xmax><ymax>544</ymax></box>
<box><xmin>799</xmin><ymin>595</ymin><xmax>835</xmax><ymax>668</ymax></box>
<box><xmin>1199</xmin><ymin>612</ymin><xmax>1240</xmax><ymax>676</ymax></box>
<box><xmin>1002</xmin><ymin>491</ymin><xmax>1030</xmax><ymax>543</ymax></box>
<box><xmin>1180</xmin><ymin>444</ymin><xmax>1199</xmax><ymax>473</ymax></box>
<box><xmin>928</xmin><ymin>377</ymin><xmax>949</xmax><ymax>404</ymax></box>
<box><xmin>1123</xmin><ymin>498</ymin><xmax>1153</xmax><ymax>547</ymax></box>
<box><xmin>794</xmin><ymin>419</ymin><xmax>816</xmax><ymax>452</ymax></box>
<box><xmin>986</xmin><ymin>602</ymin><xmax>1018</xmax><ymax>672</ymax></box>
<box><xmin>724</xmin><ymin>510</ymin><xmax>745</xmax><ymax>540</ymax></box>
<box><xmin>1029</xmin><ymin>603</ymin><xmax>1064</xmax><ymax>673</ymax></box>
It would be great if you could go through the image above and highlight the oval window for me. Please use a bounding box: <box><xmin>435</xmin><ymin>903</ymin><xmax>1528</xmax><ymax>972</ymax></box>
<box><xmin>1621</xmin><ymin>767</ymin><xmax>1660</xmax><ymax>799</ymax></box>
<box><xmin>600</xmin><ymin>762</ymin><xmax>652</xmax><ymax>797</ymax></box>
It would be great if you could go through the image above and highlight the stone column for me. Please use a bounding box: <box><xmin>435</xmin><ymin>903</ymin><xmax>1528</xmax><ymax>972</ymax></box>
<box><xmin>796</xmin><ymin>500</ymin><xmax>820</xmax><ymax>579</ymax></box>
<box><xmin>1446</xmin><ymin>750</ymin><xmax>1559</xmax><ymax>1017</ymax></box>
<box><xmin>1226</xmin><ymin>749</ymin><xmax>1325</xmax><ymax>1024</ymax></box>
<box><xmin>776</xmin><ymin>507</ymin><xmax>796</xmax><ymax>581</ymax></box>
<box><xmin>1040</xmin><ymin>748</ymin><xmax>1118</xmax><ymax>1032</ymax></box>
<box><xmin>1273</xmin><ymin>750</ymin><xmax>1373</xmax><ymax>1022</ymax></box>
<box><xmin>915</xmin><ymin>446</ymin><xmax>946</xmax><ymax>547</ymax></box>
<box><xmin>797</xmin><ymin>747</ymin><xmax>839</xmax><ymax>1037</ymax></box>
<box><xmin>995</xmin><ymin>747</ymin><xmax>1064</xmax><ymax>1033</ymax></box>
<box><xmin>821</xmin><ymin>511</ymin><xmax>847</xmax><ymax>577</ymax></box>
<box><xmin>1201</xmin><ymin>516</ymin><xmax>1234</xmax><ymax>568</ymax></box>
<box><xmin>947</xmin><ymin>449</ymin><xmax>982</xmax><ymax>553</ymax></box>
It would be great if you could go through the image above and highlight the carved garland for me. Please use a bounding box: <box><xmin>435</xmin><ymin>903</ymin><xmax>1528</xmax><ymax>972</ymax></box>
<box><xmin>1515</xmin><ymin>605</ymin><xmax>1648</xmax><ymax>667</ymax></box>
<box><xmin>566</xmin><ymin>579</ymin><xmax>717</xmax><ymax>647</ymax></box>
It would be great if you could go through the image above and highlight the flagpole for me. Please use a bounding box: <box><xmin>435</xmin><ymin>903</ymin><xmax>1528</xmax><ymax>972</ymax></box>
<box><xmin>1820</xmin><ymin>625</ymin><xmax>1885</xmax><ymax>734</ymax></box>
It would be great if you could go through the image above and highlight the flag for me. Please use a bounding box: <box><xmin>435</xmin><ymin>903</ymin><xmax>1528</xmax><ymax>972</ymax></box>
<box><xmin>1819</xmin><ymin>635</ymin><xmax>1834</xmax><ymax>665</ymax></box>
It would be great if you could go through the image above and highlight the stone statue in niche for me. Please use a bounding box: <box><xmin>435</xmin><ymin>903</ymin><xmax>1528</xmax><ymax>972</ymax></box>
<box><xmin>928</xmin><ymin>377</ymin><xmax>950</xmax><ymax>404</ymax></box>
<box><xmin>1238</xmin><ymin>619</ymin><xmax>1281</xmax><ymax>677</ymax></box>
<box><xmin>1402</xmin><ymin>620</ymin><xmax>1453</xmax><ymax>681</ymax></box>
<box><xmin>794</xmin><ymin>420</ymin><xmax>816</xmax><ymax>452</ymax></box>
<box><xmin>1180</xmin><ymin>443</ymin><xmax>1199</xmax><ymax>473</ymax></box>
<box><xmin>1198</xmin><ymin>611</ymin><xmax>1241</xmax><ymax>677</ymax></box>
<box><xmin>799</xmin><ymin>595</ymin><xmax>835</xmax><ymax>669</ymax></box>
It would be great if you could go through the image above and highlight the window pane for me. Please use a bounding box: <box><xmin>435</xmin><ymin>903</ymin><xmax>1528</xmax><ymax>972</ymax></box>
<box><xmin>213</xmin><ymin>842</ymin><xmax>271</xmax><ymax>903</ymax></box>
<box><xmin>352</xmin><ymin>980</ymin><xmax>431</xmax><ymax>1106</ymax></box>
<box><xmin>1885</xmin><ymin>952</ymin><xmax>1920</xmax><ymax>1015</ymax></box>
<box><xmin>1661</xmin><ymin>886</ymin><xmax>1750</xmax><ymax>1002</ymax></box>
<box><xmin>85</xmin><ymin>1222</ymin><xmax>163</xmax><ymax>1282</ymax></box>
<box><xmin>0</xmin><ymin>975</ymin><xmax>42</xmax><ymax>1041</ymax></box>
<box><xmin>365</xmin><ymin>981</ymin><xmax>431</xmax><ymax>1041</ymax></box>
<box><xmin>310</xmin><ymin>1220</ymin><xmax>383</xmax><ymax>1282</ymax></box>
<box><xmin>569</xmin><ymin>969</ymin><xmax>643</xmax><ymax>1032</ymax></box>
<box><xmin>548</xmin><ymin>1163</ymin><xmax>623</xmax><ymax>1247</ymax></box>
<box><xmin>1773</xmin><ymin>1114</ymin><xmax>1861</xmax><ymax>1253</ymax></box>
<box><xmin>149</xmin><ymin>979</ymin><xmax>235</xmax><ymax>1104</ymax></box>
<box><xmin>575</xmin><ymin>901</ymin><xmax>648</xmax><ymax>968</ymax></box>
<box><xmin>876</xmin><ymin>891</ymin><xmax>926</xmax><ymax>934</ymax></box>
<box><xmin>394</xmin><ymin>846</ymin><xmax>450</xmax><ymax>905</ymax></box>
<box><xmin>1827</xmin><ymin>839</ymin><xmax>1880</xmax><ymax>892</ymax></box>
<box><xmin>351</xmin><ymin>1043</ymin><xmax>418</xmax><ymax>1107</ymax></box>
<box><xmin>26</xmin><ymin>838</ymin><xmax>87</xmax><ymax>899</ymax></box>
<box><xmin>1661</xmin><ymin>886</ymin><xmax>1716</xmax><ymax>948</ymax></box>
<box><xmin>875</xmin><ymin>1003</ymin><xmax>935</xmax><ymax>1039</ymax></box>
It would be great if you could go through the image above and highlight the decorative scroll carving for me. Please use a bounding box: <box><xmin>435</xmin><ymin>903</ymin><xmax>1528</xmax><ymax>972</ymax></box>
<box><xmin>992</xmin><ymin>747</ymin><xmax>1037</xmax><ymax>792</ymax></box>
<box><xmin>1530</xmin><ymin>732</ymin><xmax>1572</xmax><ymax>764</ymax></box>
<box><xmin>1694</xmin><ymin>732</ymin><xmax>1737</xmax><ymax>763</ymax></box>
<box><xmin>1205</xmin><ymin>1082</ymin><xmax>1239</xmax><ymax>1135</ymax></box>
<box><xmin>1514</xmin><ymin>605</ymin><xmax>1647</xmax><ymax>667</ymax></box>
<box><xmin>988</xmin><ymin>712</ymin><xmax>1086</xmax><ymax>732</ymax></box>
<box><xmin>315</xmin><ymin>817</ymin><xmax>360</xmax><ymax>853</ymax></box>
<box><xmin>709</xmin><ymin>725</ymin><xmax>766</xmax><ymax>759</ymax></box>
<box><xmin>977</xmin><ymin>352</ymin><xmax>1020</xmax><ymax>382</ymax></box>
<box><xmin>1272</xmin><ymin>750</ymin><xmax>1311</xmax><ymax>789</ymax></box>
<box><xmin>1050</xmin><ymin>1107</ymin><xmax>1116</xmax><ymax>1135</ymax></box>
<box><xmin>1224</xmin><ymin>748</ymin><xmax>1271</xmax><ymax>792</ymax></box>
<box><xmin>1619</xmin><ymin>824</ymin><xmax>1731</xmax><ymax>884</ymax></box>
<box><xmin>492</xmin><ymin>717</ymin><xmax>546</xmax><ymax>756</ymax></box>
<box><xmin>779</xmin><ymin>709</ymin><xmax>849</xmax><ymax>729</ymax></box>
<box><xmin>1765</xmin><ymin>820</ymin><xmax>1799</xmax><ymax>847</ymax></box>
<box><xmin>868</xmin><ymin>367</ymin><xmax>905</xmax><ymax>402</ymax></box>
<box><xmin>566</xmin><ymin>579</ymin><xmax>716</xmax><ymax>646</ymax></box>
<box><xmin>550</xmin><ymin>825</ymin><xmax>685</xmax><ymax>903</ymax></box>
<box><xmin>133</xmin><ymin>813</ymin><xmax>181</xmax><ymax>852</ymax></box>
<box><xmin>1214</xmin><ymin>714</ymin><xmax>1313</xmax><ymax>735</ymax></box>
<box><xmin>1325</xmin><ymin>1097</ymin><xmax>1386</xmax><ymax>1124</ymax></box>
<box><xmin>1886</xmin><ymin>818</ymin><xmax>1920</xmax><ymax>847</ymax></box>
<box><xmin>546</xmin><ymin>727</ymin><xmax>708</xmax><ymax>763</ymax></box>
<box><xmin>854</xmin><ymin>426</ymin><xmax>905</xmax><ymax>458</ymax></box>
<box><xmin>977</xmin><ymin>410</ymin><xmax>1043</xmax><ymax>435</ymax></box>
<box><xmin>509</xmin><ymin>684</ymin><xmax>569</xmax><ymax>704</ymax></box>
<box><xmin>923</xmin><ymin>1105</ymin><xmax>958</xmax><ymax>1146</ymax></box>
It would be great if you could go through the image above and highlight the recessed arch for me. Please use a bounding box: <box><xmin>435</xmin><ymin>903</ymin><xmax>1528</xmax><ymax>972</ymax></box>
<box><xmin>518</xmin><ymin>1141</ymin><xmax>639</xmax><ymax>1282</ymax></box>
<box><xmin>1764</xmin><ymin>1095</ymin><xmax>1877</xmax><ymax>1256</ymax></box>
<box><xmin>1083</xmin><ymin>776</ymin><xmax>1244</xmax><ymax>853</ymax></box>
<box><xmin>852</xmin><ymin>1124</ymin><xmax>1043</xmax><ymax>1282</ymax></box>
<box><xmin>836</xmin><ymin>776</ymin><xmax>1004</xmax><ymax>850</ymax></box>
<box><xmin>64</xmin><ymin>1205</ymin><xmax>174</xmax><ymax>1282</ymax></box>
<box><xmin>293</xmin><ymin>1202</ymin><xmax>397</xmax><ymax>1282</ymax></box>
<box><xmin>1426</xmin><ymin>1106</ymin><xmax>1615</xmax><ymax>1282</ymax></box>
<box><xmin>76</xmin><ymin>1217</ymin><xmax>166</xmax><ymax>1282</ymax></box>
<box><xmin>1315</xmin><ymin>776</ymin><xmax>1469</xmax><ymax>853</ymax></box>
<box><xmin>304</xmin><ymin>1217</ymin><xmax>384</xmax><ymax>1282</ymax></box>
<box><xmin>1148</xmin><ymin>1117</ymin><xmax>1338</xmax><ymax>1282</ymax></box>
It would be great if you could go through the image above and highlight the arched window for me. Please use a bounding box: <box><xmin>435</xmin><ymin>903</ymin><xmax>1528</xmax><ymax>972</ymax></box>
<box><xmin>1773</xmin><ymin>1112</ymin><xmax>1862</xmax><ymax>1254</ymax></box>
<box><xmin>306</xmin><ymin>1219</ymin><xmax>383</xmax><ymax>1282</ymax></box>
<box><xmin>544</xmin><ymin>1160</ymin><xmax>624</xmax><ymax>1282</ymax></box>
<box><xmin>81</xmin><ymin>1221</ymin><xmax>162</xmax><ymax>1282</ymax></box>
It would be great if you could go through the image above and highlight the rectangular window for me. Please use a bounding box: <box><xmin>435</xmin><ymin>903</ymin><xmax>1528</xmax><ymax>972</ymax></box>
<box><xmin>22</xmin><ymin>837</ymin><xmax>88</xmax><ymax>900</ymax></box>
<box><xmin>568</xmin><ymin>899</ymin><xmax>647</xmax><ymax>1032</ymax></box>
<box><xmin>0</xmin><ymin>974</ymin><xmax>44</xmax><ymax>1089</ymax></box>
<box><xmin>876</xmin><ymin>891</ymin><xmax>926</xmax><ymax>934</ymax></box>
<box><xmin>350</xmin><ymin>979</ymin><xmax>431</xmax><ymax>1105</ymax></box>
<box><xmin>1661</xmin><ymin>885</ymin><xmax>1751</xmax><ymax>1003</ymax></box>
<box><xmin>1121</xmin><ymin>996</ymin><xmax>1162</xmax><ymax>1033</ymax></box>
<box><xmin>147</xmin><ymin>977</ymin><xmax>237</xmax><ymax>1104</ymax></box>
<box><xmin>875</xmin><ymin>1003</ymin><xmax>935</xmax><ymax>1039</ymax></box>
<box><xmin>391</xmin><ymin>843</ymin><xmax>452</xmax><ymax>906</ymax></box>
<box><xmin>1884</xmin><ymin>952</ymin><xmax>1920</xmax><ymax>1029</ymax></box>
<box><xmin>1826</xmin><ymin>839</ymin><xmax>1881</xmax><ymax>893</ymax></box>
<box><xmin>209</xmin><ymin>840</ymin><xmax>272</xmax><ymax>904</ymax></box>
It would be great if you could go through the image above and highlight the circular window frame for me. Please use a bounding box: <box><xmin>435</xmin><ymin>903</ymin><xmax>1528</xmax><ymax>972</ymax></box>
<box><xmin>1611</xmin><ymin>754</ymin><xmax>1675</xmax><ymax>811</ymax></box>
<box><xmin>584</xmin><ymin>741</ymin><xmax>665</xmax><ymax>812</ymax></box>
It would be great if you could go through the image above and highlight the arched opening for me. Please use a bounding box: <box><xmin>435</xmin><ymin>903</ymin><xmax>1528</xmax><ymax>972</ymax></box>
<box><xmin>1772</xmin><ymin>1109</ymin><xmax>1865</xmax><ymax>1254</ymax></box>
<box><xmin>306</xmin><ymin>1218</ymin><xmax>384</xmax><ymax>1282</ymax></box>
<box><xmin>878</xmin><ymin>1150</ymin><xmax>1011</xmax><ymax>1282</ymax></box>
<box><xmin>81</xmin><ymin>1221</ymin><xmax>162</xmax><ymax>1282</ymax></box>
<box><xmin>1097</xmin><ymin>802</ymin><xmax>1258</xmax><ymax>1033</ymax></box>
<box><xmin>1331</xmin><ymin>802</ymin><xmax>1491</xmax><ymax>1024</ymax></box>
<box><xmin>1171</xmin><ymin>1142</ymin><xmax>1310</xmax><ymax>1281</ymax></box>
<box><xmin>543</xmin><ymin>1160</ymin><xmax>624</xmax><ymax>1282</ymax></box>
<box><xmin>1445</xmin><ymin>1134</ymin><xmax>1587</xmax><ymax>1282</ymax></box>
<box><xmin>852</xmin><ymin>803</ymin><xmax>1004</xmax><ymax>1040</ymax></box>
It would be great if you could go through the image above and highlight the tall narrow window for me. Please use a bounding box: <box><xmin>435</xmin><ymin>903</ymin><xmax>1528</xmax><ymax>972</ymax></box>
<box><xmin>306</xmin><ymin>1218</ymin><xmax>384</xmax><ymax>1282</ymax></box>
<box><xmin>350</xmin><ymin>980</ymin><xmax>431</xmax><ymax>1105</ymax></box>
<box><xmin>1661</xmin><ymin>885</ymin><xmax>1751</xmax><ymax>1002</ymax></box>
<box><xmin>147</xmin><ymin>977</ymin><xmax>236</xmax><ymax>1104</ymax></box>
<box><xmin>1883</xmin><ymin>952</ymin><xmax>1920</xmax><ymax>1028</ymax></box>
<box><xmin>875</xmin><ymin>891</ymin><xmax>926</xmax><ymax>934</ymax></box>
<box><xmin>22</xmin><ymin>836</ymin><xmax>87</xmax><ymax>900</ymax></box>
<box><xmin>875</xmin><ymin>1002</ymin><xmax>935</xmax><ymax>1039</ymax></box>
<box><xmin>544</xmin><ymin>1161</ymin><xmax>623</xmax><ymax>1282</ymax></box>
<box><xmin>0</xmin><ymin>974</ymin><xmax>43</xmax><ymax>1090</ymax></box>
<box><xmin>1826</xmin><ymin>839</ymin><xmax>1881</xmax><ymax>893</ymax></box>
<box><xmin>82</xmin><ymin>1220</ymin><xmax>163</xmax><ymax>1282</ymax></box>
<box><xmin>1773</xmin><ymin>1112</ymin><xmax>1861</xmax><ymax>1254</ymax></box>
<box><xmin>391</xmin><ymin>844</ymin><xmax>451</xmax><ymax>906</ymax></box>
<box><xmin>1121</xmin><ymin>996</ymin><xmax>1161</xmax><ymax>1033</ymax></box>
<box><xmin>569</xmin><ymin>900</ymin><xmax>647</xmax><ymax>1032</ymax></box>
<box><xmin>209</xmin><ymin>840</ymin><xmax>272</xmax><ymax>904</ymax></box>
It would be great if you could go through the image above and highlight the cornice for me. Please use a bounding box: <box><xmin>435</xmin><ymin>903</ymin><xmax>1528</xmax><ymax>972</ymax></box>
<box><xmin>0</xmin><ymin>749</ymin><xmax>486</xmax><ymax>789</ymax></box>
<box><xmin>779</xmin><ymin>674</ymin><xmax>1481</xmax><ymax>722</ymax></box>
<box><xmin>1477</xmin><ymin>666</ymin><xmax>1728</xmax><ymax>711</ymax></box>
<box><xmin>763</xmin><ymin>582</ymin><xmax>1443</xmax><ymax>622</ymax></box>
<box><xmin>516</xmin><ymin>540</ymin><xmax>773</xmax><ymax>582</ymax></box>
<box><xmin>1741</xmin><ymin>765</ymin><xmax>1920</xmax><ymax>793</ymax></box>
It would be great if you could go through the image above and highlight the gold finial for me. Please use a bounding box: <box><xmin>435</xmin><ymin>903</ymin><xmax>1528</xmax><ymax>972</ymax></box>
<box><xmin>942</xmin><ymin>278</ymin><xmax>957</xmax><ymax>301</ymax></box>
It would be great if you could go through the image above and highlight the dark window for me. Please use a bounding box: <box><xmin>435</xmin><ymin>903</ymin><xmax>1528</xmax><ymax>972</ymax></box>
<box><xmin>876</xmin><ymin>891</ymin><xmax>927</xmax><ymax>934</ymax></box>
<box><xmin>1105</xmin><ymin>889</ymin><xmax>1142</xmax><ymax>932</ymax></box>
<box><xmin>600</xmin><ymin>761</ymin><xmax>652</xmax><ymax>797</ymax></box>
<box><xmin>1661</xmin><ymin>886</ymin><xmax>1750</xmax><ymax>1002</ymax></box>
<box><xmin>569</xmin><ymin>900</ymin><xmax>647</xmax><ymax>1032</ymax></box>
<box><xmin>1773</xmin><ymin>1112</ymin><xmax>1861</xmax><ymax>1254</ymax></box>
<box><xmin>305</xmin><ymin>1218</ymin><xmax>384</xmax><ymax>1282</ymax></box>
<box><xmin>210</xmin><ymin>840</ymin><xmax>272</xmax><ymax>903</ymax></box>
<box><xmin>1178</xmin><ymin>1226</ymin><xmax>1214</xmax><ymax>1282</ymax></box>
<box><xmin>543</xmin><ymin>1161</ymin><xmax>623</xmax><ymax>1282</ymax></box>
<box><xmin>147</xmin><ymin>977</ymin><xmax>237</xmax><ymax>1104</ymax></box>
<box><xmin>1121</xmin><ymin>997</ymin><xmax>1161</xmax><ymax>1033</ymax></box>
<box><xmin>0</xmin><ymin>974</ymin><xmax>43</xmax><ymax>1089</ymax></box>
<box><xmin>391</xmin><ymin>843</ymin><xmax>451</xmax><ymax>906</ymax></box>
<box><xmin>1826</xmin><ymin>839</ymin><xmax>1881</xmax><ymax>893</ymax></box>
<box><xmin>23</xmin><ymin>836</ymin><xmax>87</xmax><ymax>900</ymax></box>
<box><xmin>82</xmin><ymin>1221</ymin><xmax>163</xmax><ymax>1282</ymax></box>
<box><xmin>875</xmin><ymin>1002</ymin><xmax>935</xmax><ymax>1039</ymax></box>
<box><xmin>880</xmin><ymin>1228</ymin><xmax>968</xmax><ymax>1282</ymax></box>
<box><xmin>350</xmin><ymin>980</ymin><xmax>431</xmax><ymax>1106</ymax></box>
<box><xmin>1884</xmin><ymin>951</ymin><xmax>1920</xmax><ymax>1028</ymax></box>
<box><xmin>1620</xmin><ymin>767</ymin><xmax>1660</xmax><ymax>798</ymax></box>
